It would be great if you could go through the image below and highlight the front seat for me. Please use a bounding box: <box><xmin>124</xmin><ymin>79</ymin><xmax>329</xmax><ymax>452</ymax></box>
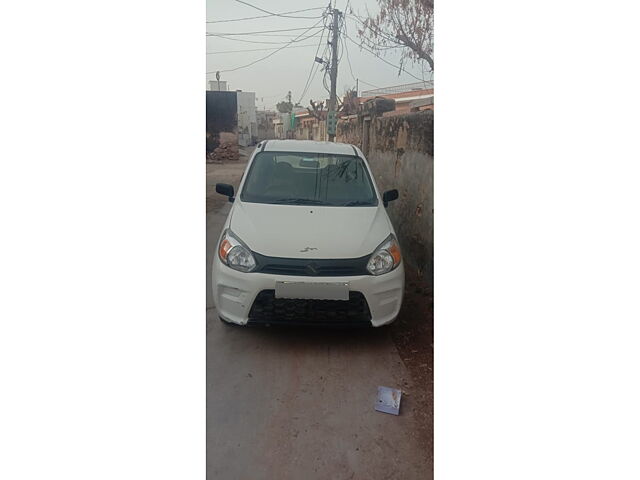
<box><xmin>264</xmin><ymin>162</ymin><xmax>295</xmax><ymax>197</ymax></box>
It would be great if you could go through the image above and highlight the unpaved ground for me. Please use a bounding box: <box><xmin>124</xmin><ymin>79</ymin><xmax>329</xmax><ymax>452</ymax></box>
<box><xmin>206</xmin><ymin>148</ymin><xmax>433</xmax><ymax>479</ymax></box>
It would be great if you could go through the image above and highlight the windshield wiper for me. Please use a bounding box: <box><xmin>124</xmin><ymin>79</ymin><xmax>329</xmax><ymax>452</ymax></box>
<box><xmin>341</xmin><ymin>200</ymin><xmax>376</xmax><ymax>206</ymax></box>
<box><xmin>269</xmin><ymin>198</ymin><xmax>333</xmax><ymax>205</ymax></box>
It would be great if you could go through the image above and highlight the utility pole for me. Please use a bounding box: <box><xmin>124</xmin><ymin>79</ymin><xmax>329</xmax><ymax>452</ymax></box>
<box><xmin>327</xmin><ymin>8</ymin><xmax>341</xmax><ymax>142</ymax></box>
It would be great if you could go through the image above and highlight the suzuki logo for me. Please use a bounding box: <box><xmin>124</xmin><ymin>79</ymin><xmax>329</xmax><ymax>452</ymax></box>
<box><xmin>305</xmin><ymin>262</ymin><xmax>318</xmax><ymax>275</ymax></box>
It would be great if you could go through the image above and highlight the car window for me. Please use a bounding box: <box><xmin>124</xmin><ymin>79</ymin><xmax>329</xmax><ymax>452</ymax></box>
<box><xmin>240</xmin><ymin>151</ymin><xmax>378</xmax><ymax>206</ymax></box>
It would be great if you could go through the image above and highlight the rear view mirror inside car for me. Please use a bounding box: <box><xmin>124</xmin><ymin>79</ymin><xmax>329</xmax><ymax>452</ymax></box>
<box><xmin>299</xmin><ymin>158</ymin><xmax>320</xmax><ymax>168</ymax></box>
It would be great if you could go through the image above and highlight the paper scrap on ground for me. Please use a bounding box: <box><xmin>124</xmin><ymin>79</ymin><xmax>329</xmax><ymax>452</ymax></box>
<box><xmin>375</xmin><ymin>386</ymin><xmax>402</xmax><ymax>415</ymax></box>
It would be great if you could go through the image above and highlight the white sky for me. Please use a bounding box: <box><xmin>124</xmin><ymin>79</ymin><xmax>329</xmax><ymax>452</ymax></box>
<box><xmin>206</xmin><ymin>0</ymin><xmax>431</xmax><ymax>110</ymax></box>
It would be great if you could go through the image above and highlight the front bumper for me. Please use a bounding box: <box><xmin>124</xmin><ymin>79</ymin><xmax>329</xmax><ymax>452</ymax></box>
<box><xmin>212</xmin><ymin>255</ymin><xmax>404</xmax><ymax>327</ymax></box>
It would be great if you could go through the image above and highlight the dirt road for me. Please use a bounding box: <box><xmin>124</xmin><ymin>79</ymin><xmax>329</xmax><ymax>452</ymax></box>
<box><xmin>206</xmin><ymin>149</ymin><xmax>433</xmax><ymax>479</ymax></box>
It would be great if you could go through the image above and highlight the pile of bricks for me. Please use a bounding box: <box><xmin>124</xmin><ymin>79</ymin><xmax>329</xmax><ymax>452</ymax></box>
<box><xmin>212</xmin><ymin>143</ymin><xmax>239</xmax><ymax>162</ymax></box>
<box><xmin>208</xmin><ymin>131</ymin><xmax>239</xmax><ymax>163</ymax></box>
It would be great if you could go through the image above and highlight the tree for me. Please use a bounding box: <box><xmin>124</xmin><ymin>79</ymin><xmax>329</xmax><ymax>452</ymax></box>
<box><xmin>354</xmin><ymin>0</ymin><xmax>434</xmax><ymax>72</ymax></box>
<box><xmin>276</xmin><ymin>90</ymin><xmax>294</xmax><ymax>114</ymax></box>
<box><xmin>339</xmin><ymin>89</ymin><xmax>359</xmax><ymax>116</ymax></box>
<box><xmin>307</xmin><ymin>99</ymin><xmax>325</xmax><ymax>120</ymax></box>
<box><xmin>276</xmin><ymin>101</ymin><xmax>293</xmax><ymax>114</ymax></box>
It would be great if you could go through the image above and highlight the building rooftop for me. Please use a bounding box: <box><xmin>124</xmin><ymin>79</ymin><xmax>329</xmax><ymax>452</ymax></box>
<box><xmin>261</xmin><ymin>139</ymin><xmax>357</xmax><ymax>155</ymax></box>
<box><xmin>360</xmin><ymin>80</ymin><xmax>434</xmax><ymax>96</ymax></box>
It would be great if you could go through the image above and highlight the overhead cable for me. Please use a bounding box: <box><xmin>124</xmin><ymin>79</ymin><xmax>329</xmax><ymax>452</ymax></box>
<box><xmin>344</xmin><ymin>34</ymin><xmax>425</xmax><ymax>82</ymax></box>
<box><xmin>207</xmin><ymin>7</ymin><xmax>325</xmax><ymax>23</ymax></box>
<box><xmin>297</xmin><ymin>16</ymin><xmax>330</xmax><ymax>104</ymax></box>
<box><xmin>207</xmin><ymin>17</ymin><xmax>325</xmax><ymax>74</ymax></box>
<box><xmin>206</xmin><ymin>26</ymin><xmax>324</xmax><ymax>36</ymax></box>
<box><xmin>207</xmin><ymin>31</ymin><xmax>322</xmax><ymax>45</ymax></box>
<box><xmin>234</xmin><ymin>0</ymin><xmax>325</xmax><ymax>19</ymax></box>
<box><xmin>207</xmin><ymin>44</ymin><xmax>318</xmax><ymax>55</ymax></box>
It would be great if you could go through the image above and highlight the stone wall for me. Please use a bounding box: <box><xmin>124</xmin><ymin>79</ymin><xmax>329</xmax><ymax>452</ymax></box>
<box><xmin>336</xmin><ymin>116</ymin><xmax>361</xmax><ymax>146</ymax></box>
<box><xmin>337</xmin><ymin>110</ymin><xmax>434</xmax><ymax>281</ymax></box>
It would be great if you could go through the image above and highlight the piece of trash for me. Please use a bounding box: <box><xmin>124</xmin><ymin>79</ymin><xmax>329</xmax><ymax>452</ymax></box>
<box><xmin>375</xmin><ymin>386</ymin><xmax>402</xmax><ymax>415</ymax></box>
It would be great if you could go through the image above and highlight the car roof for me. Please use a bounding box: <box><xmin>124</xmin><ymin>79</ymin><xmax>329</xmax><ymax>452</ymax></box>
<box><xmin>261</xmin><ymin>139</ymin><xmax>358</xmax><ymax>156</ymax></box>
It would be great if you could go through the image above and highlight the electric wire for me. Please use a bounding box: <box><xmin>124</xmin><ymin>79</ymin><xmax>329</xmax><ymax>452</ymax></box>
<box><xmin>206</xmin><ymin>26</ymin><xmax>324</xmax><ymax>36</ymax></box>
<box><xmin>340</xmin><ymin>16</ymin><xmax>357</xmax><ymax>83</ymax></box>
<box><xmin>345</xmin><ymin>12</ymin><xmax>400</xmax><ymax>47</ymax></box>
<box><xmin>233</xmin><ymin>0</ymin><xmax>326</xmax><ymax>19</ymax></box>
<box><xmin>298</xmin><ymin>42</ymin><xmax>330</xmax><ymax>105</ymax></box>
<box><xmin>206</xmin><ymin>31</ymin><xmax>322</xmax><ymax>45</ymax></box>
<box><xmin>296</xmin><ymin>9</ymin><xmax>331</xmax><ymax>104</ymax></box>
<box><xmin>206</xmin><ymin>7</ymin><xmax>325</xmax><ymax>23</ymax></box>
<box><xmin>344</xmin><ymin>34</ymin><xmax>424</xmax><ymax>82</ymax></box>
<box><xmin>207</xmin><ymin>17</ymin><xmax>325</xmax><ymax>74</ymax></box>
<box><xmin>359</xmin><ymin>79</ymin><xmax>381</xmax><ymax>89</ymax></box>
<box><xmin>207</xmin><ymin>44</ymin><xmax>318</xmax><ymax>55</ymax></box>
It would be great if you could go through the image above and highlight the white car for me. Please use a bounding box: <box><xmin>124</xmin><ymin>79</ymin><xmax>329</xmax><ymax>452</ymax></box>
<box><xmin>211</xmin><ymin>140</ymin><xmax>404</xmax><ymax>327</ymax></box>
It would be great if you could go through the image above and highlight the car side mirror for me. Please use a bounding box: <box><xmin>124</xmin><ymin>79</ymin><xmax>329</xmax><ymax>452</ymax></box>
<box><xmin>216</xmin><ymin>183</ymin><xmax>235</xmax><ymax>202</ymax></box>
<box><xmin>382</xmin><ymin>189</ymin><xmax>399</xmax><ymax>208</ymax></box>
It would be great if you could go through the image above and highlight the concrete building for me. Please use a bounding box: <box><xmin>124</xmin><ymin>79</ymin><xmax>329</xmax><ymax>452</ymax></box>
<box><xmin>236</xmin><ymin>91</ymin><xmax>257</xmax><ymax>146</ymax></box>
<box><xmin>208</xmin><ymin>80</ymin><xmax>228</xmax><ymax>91</ymax></box>
<box><xmin>206</xmin><ymin>91</ymin><xmax>237</xmax><ymax>152</ymax></box>
<box><xmin>273</xmin><ymin>112</ymin><xmax>294</xmax><ymax>139</ymax></box>
<box><xmin>292</xmin><ymin>108</ymin><xmax>327</xmax><ymax>141</ymax></box>
<box><xmin>204</xmin><ymin>87</ymin><xmax>258</xmax><ymax>145</ymax></box>
<box><xmin>256</xmin><ymin>110</ymin><xmax>278</xmax><ymax>141</ymax></box>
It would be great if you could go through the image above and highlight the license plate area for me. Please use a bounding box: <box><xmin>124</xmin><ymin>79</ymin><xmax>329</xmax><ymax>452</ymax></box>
<box><xmin>275</xmin><ymin>281</ymin><xmax>349</xmax><ymax>300</ymax></box>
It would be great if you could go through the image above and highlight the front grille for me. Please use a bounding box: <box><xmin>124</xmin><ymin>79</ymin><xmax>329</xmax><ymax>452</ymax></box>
<box><xmin>247</xmin><ymin>290</ymin><xmax>372</xmax><ymax>326</ymax></box>
<box><xmin>253</xmin><ymin>253</ymin><xmax>370</xmax><ymax>277</ymax></box>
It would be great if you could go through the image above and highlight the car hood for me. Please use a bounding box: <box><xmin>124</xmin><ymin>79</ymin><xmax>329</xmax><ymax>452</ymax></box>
<box><xmin>230</xmin><ymin>201</ymin><xmax>392</xmax><ymax>259</ymax></box>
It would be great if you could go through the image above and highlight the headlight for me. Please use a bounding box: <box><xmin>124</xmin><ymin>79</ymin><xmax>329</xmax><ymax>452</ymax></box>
<box><xmin>367</xmin><ymin>234</ymin><xmax>402</xmax><ymax>275</ymax></box>
<box><xmin>218</xmin><ymin>229</ymin><xmax>256</xmax><ymax>272</ymax></box>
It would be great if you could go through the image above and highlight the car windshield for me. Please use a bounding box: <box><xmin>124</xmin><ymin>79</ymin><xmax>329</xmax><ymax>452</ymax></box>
<box><xmin>240</xmin><ymin>151</ymin><xmax>378</xmax><ymax>206</ymax></box>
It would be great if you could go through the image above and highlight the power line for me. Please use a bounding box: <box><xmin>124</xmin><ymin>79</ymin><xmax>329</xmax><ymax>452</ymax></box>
<box><xmin>341</xmin><ymin>36</ymin><xmax>357</xmax><ymax>82</ymax></box>
<box><xmin>340</xmin><ymin>5</ymin><xmax>356</xmax><ymax>82</ymax></box>
<box><xmin>206</xmin><ymin>7</ymin><xmax>325</xmax><ymax>23</ymax></box>
<box><xmin>345</xmin><ymin>13</ymin><xmax>400</xmax><ymax>47</ymax></box>
<box><xmin>296</xmin><ymin>11</ymin><xmax>330</xmax><ymax>104</ymax></box>
<box><xmin>359</xmin><ymin>79</ymin><xmax>380</xmax><ymax>89</ymax></box>
<box><xmin>297</xmin><ymin>26</ymin><xmax>330</xmax><ymax>104</ymax></box>
<box><xmin>340</xmin><ymin>14</ymin><xmax>360</xmax><ymax>86</ymax></box>
<box><xmin>256</xmin><ymin>91</ymin><xmax>289</xmax><ymax>103</ymax></box>
<box><xmin>207</xmin><ymin>31</ymin><xmax>322</xmax><ymax>45</ymax></box>
<box><xmin>208</xmin><ymin>17</ymin><xmax>325</xmax><ymax>74</ymax></box>
<box><xmin>298</xmin><ymin>55</ymin><xmax>325</xmax><ymax>106</ymax></box>
<box><xmin>206</xmin><ymin>26</ymin><xmax>323</xmax><ymax>36</ymax></box>
<box><xmin>207</xmin><ymin>44</ymin><xmax>318</xmax><ymax>55</ymax></box>
<box><xmin>339</xmin><ymin>10</ymin><xmax>378</xmax><ymax>90</ymax></box>
<box><xmin>208</xmin><ymin>32</ymin><xmax>321</xmax><ymax>38</ymax></box>
<box><xmin>344</xmin><ymin>34</ymin><xmax>424</xmax><ymax>82</ymax></box>
<box><xmin>234</xmin><ymin>0</ymin><xmax>325</xmax><ymax>19</ymax></box>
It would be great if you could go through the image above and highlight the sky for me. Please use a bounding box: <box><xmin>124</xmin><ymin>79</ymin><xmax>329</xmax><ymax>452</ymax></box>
<box><xmin>206</xmin><ymin>0</ymin><xmax>432</xmax><ymax>110</ymax></box>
